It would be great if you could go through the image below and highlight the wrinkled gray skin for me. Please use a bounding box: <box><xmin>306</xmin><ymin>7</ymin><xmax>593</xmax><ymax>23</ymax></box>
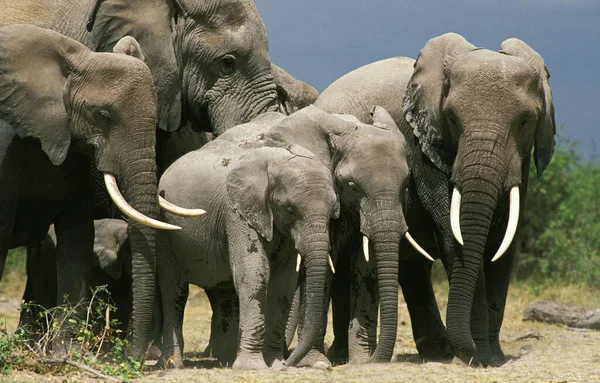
<box><xmin>218</xmin><ymin>105</ymin><xmax>411</xmax><ymax>366</ymax></box>
<box><xmin>19</xmin><ymin>220</ymin><xmax>132</xmax><ymax>338</ymax></box>
<box><xmin>0</xmin><ymin>25</ymin><xmax>160</xmax><ymax>356</ymax></box>
<box><xmin>2</xmin><ymin>0</ymin><xmax>317</xmax><ymax>357</ymax></box>
<box><xmin>277</xmin><ymin>57</ymin><xmax>416</xmax><ymax>365</ymax></box>
<box><xmin>157</xmin><ymin>135</ymin><xmax>339</xmax><ymax>370</ymax></box>
<box><xmin>396</xmin><ymin>34</ymin><xmax>555</xmax><ymax>366</ymax></box>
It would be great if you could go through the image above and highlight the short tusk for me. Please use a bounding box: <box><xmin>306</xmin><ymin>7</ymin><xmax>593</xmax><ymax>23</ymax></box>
<box><xmin>159</xmin><ymin>195</ymin><xmax>206</xmax><ymax>217</ymax></box>
<box><xmin>492</xmin><ymin>186</ymin><xmax>520</xmax><ymax>262</ymax></box>
<box><xmin>450</xmin><ymin>187</ymin><xmax>464</xmax><ymax>245</ymax></box>
<box><xmin>328</xmin><ymin>254</ymin><xmax>335</xmax><ymax>274</ymax></box>
<box><xmin>405</xmin><ymin>232</ymin><xmax>435</xmax><ymax>262</ymax></box>
<box><xmin>104</xmin><ymin>174</ymin><xmax>181</xmax><ymax>231</ymax></box>
<box><xmin>296</xmin><ymin>253</ymin><xmax>302</xmax><ymax>272</ymax></box>
<box><xmin>363</xmin><ymin>236</ymin><xmax>369</xmax><ymax>262</ymax></box>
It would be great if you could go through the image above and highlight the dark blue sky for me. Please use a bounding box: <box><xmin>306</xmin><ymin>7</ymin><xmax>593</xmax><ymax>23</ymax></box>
<box><xmin>255</xmin><ymin>1</ymin><xmax>600</xmax><ymax>156</ymax></box>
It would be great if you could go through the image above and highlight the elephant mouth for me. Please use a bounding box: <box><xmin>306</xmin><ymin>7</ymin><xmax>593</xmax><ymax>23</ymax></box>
<box><xmin>450</xmin><ymin>185</ymin><xmax>520</xmax><ymax>262</ymax></box>
<box><xmin>103</xmin><ymin>173</ymin><xmax>181</xmax><ymax>230</ymax></box>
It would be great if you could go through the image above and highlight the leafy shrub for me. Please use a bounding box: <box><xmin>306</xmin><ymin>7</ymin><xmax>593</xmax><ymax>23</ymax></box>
<box><xmin>515</xmin><ymin>134</ymin><xmax>600</xmax><ymax>288</ymax></box>
<box><xmin>0</xmin><ymin>286</ymin><xmax>143</xmax><ymax>381</ymax></box>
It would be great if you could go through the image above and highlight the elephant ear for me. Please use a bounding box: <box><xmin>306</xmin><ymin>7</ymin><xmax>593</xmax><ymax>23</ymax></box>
<box><xmin>272</xmin><ymin>64</ymin><xmax>320</xmax><ymax>115</ymax></box>
<box><xmin>226</xmin><ymin>148</ymin><xmax>275</xmax><ymax>241</ymax></box>
<box><xmin>403</xmin><ymin>33</ymin><xmax>477</xmax><ymax>174</ymax></box>
<box><xmin>500</xmin><ymin>38</ymin><xmax>556</xmax><ymax>176</ymax></box>
<box><xmin>371</xmin><ymin>105</ymin><xmax>400</xmax><ymax>132</ymax></box>
<box><xmin>0</xmin><ymin>25</ymin><xmax>83</xmax><ymax>165</ymax></box>
<box><xmin>112</xmin><ymin>36</ymin><xmax>145</xmax><ymax>61</ymax></box>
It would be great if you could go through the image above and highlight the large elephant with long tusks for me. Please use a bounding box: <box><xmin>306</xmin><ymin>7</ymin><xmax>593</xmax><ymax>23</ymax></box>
<box><xmin>0</xmin><ymin>25</ymin><xmax>177</xmax><ymax>356</ymax></box>
<box><xmin>397</xmin><ymin>33</ymin><xmax>556</xmax><ymax>366</ymax></box>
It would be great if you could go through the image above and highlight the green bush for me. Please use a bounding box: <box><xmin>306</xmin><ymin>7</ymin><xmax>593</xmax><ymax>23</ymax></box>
<box><xmin>515</xmin><ymin>134</ymin><xmax>600</xmax><ymax>288</ymax></box>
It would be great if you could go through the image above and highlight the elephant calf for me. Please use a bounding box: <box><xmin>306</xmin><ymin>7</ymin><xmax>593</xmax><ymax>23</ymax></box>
<box><xmin>157</xmin><ymin>132</ymin><xmax>340</xmax><ymax>370</ymax></box>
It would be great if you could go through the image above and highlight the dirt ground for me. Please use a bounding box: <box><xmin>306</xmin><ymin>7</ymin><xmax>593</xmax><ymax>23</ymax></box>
<box><xmin>1</xmin><ymin>271</ymin><xmax>599</xmax><ymax>383</ymax></box>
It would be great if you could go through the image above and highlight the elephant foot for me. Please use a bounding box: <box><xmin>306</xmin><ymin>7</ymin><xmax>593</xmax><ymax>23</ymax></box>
<box><xmin>201</xmin><ymin>343</ymin><xmax>212</xmax><ymax>358</ymax></box>
<box><xmin>293</xmin><ymin>348</ymin><xmax>332</xmax><ymax>368</ymax></box>
<box><xmin>157</xmin><ymin>347</ymin><xmax>184</xmax><ymax>369</ymax></box>
<box><xmin>269</xmin><ymin>358</ymin><xmax>288</xmax><ymax>371</ymax></box>
<box><xmin>416</xmin><ymin>336</ymin><xmax>454</xmax><ymax>363</ymax></box>
<box><xmin>146</xmin><ymin>344</ymin><xmax>162</xmax><ymax>360</ymax></box>
<box><xmin>232</xmin><ymin>353</ymin><xmax>268</xmax><ymax>370</ymax></box>
<box><xmin>326</xmin><ymin>339</ymin><xmax>348</xmax><ymax>365</ymax></box>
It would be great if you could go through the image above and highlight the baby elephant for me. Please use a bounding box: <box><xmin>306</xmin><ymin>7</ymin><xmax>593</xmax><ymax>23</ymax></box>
<box><xmin>157</xmin><ymin>139</ymin><xmax>339</xmax><ymax>369</ymax></box>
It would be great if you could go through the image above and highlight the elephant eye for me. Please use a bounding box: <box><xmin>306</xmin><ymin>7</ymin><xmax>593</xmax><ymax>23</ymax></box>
<box><xmin>221</xmin><ymin>55</ymin><xmax>236</xmax><ymax>76</ymax></box>
<box><xmin>286</xmin><ymin>206</ymin><xmax>296</xmax><ymax>215</ymax></box>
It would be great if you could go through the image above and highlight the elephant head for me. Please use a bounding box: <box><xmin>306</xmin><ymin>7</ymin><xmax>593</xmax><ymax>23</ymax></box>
<box><xmin>403</xmin><ymin>33</ymin><xmax>555</xmax><ymax>360</ymax></box>
<box><xmin>92</xmin><ymin>219</ymin><xmax>130</xmax><ymax>281</ymax></box>
<box><xmin>0</xmin><ymin>24</ymin><xmax>179</xmax><ymax>357</ymax></box>
<box><xmin>169</xmin><ymin>0</ymin><xmax>279</xmax><ymax>134</ymax></box>
<box><xmin>264</xmin><ymin>105</ymin><xmax>432</xmax><ymax>362</ymax></box>
<box><xmin>226</xmin><ymin>144</ymin><xmax>339</xmax><ymax>366</ymax></box>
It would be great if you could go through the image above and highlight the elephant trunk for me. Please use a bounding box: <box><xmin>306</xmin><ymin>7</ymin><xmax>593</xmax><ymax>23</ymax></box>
<box><xmin>446</xmin><ymin>133</ymin><xmax>506</xmax><ymax>361</ymax></box>
<box><xmin>115</xmin><ymin>144</ymin><xmax>160</xmax><ymax>359</ymax></box>
<box><xmin>285</xmin><ymin>228</ymin><xmax>330</xmax><ymax>367</ymax></box>
<box><xmin>365</xmin><ymin>206</ymin><xmax>403</xmax><ymax>362</ymax></box>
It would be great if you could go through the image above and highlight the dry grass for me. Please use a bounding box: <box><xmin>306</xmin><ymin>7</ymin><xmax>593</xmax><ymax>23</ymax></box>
<box><xmin>1</xmin><ymin>266</ymin><xmax>599</xmax><ymax>383</ymax></box>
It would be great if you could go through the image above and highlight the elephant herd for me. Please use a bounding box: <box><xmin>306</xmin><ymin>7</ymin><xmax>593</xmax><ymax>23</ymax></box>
<box><xmin>0</xmin><ymin>0</ymin><xmax>555</xmax><ymax>372</ymax></box>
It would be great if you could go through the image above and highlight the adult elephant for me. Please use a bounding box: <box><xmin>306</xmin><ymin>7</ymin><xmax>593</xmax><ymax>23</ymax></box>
<box><xmin>0</xmin><ymin>25</ymin><xmax>177</xmax><ymax>355</ymax></box>
<box><xmin>397</xmin><ymin>33</ymin><xmax>556</xmax><ymax>366</ymax></box>
<box><xmin>2</xmin><ymin>0</ymin><xmax>317</xmax><ymax>356</ymax></box>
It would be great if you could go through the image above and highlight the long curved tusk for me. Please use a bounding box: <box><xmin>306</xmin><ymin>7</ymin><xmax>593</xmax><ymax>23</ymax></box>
<box><xmin>296</xmin><ymin>253</ymin><xmax>302</xmax><ymax>272</ymax></box>
<box><xmin>159</xmin><ymin>195</ymin><xmax>207</xmax><ymax>217</ymax></box>
<box><xmin>492</xmin><ymin>186</ymin><xmax>520</xmax><ymax>262</ymax></box>
<box><xmin>450</xmin><ymin>187</ymin><xmax>464</xmax><ymax>245</ymax></box>
<box><xmin>363</xmin><ymin>236</ymin><xmax>370</xmax><ymax>262</ymax></box>
<box><xmin>104</xmin><ymin>174</ymin><xmax>181</xmax><ymax>231</ymax></box>
<box><xmin>405</xmin><ymin>232</ymin><xmax>435</xmax><ymax>262</ymax></box>
<box><xmin>328</xmin><ymin>254</ymin><xmax>335</xmax><ymax>274</ymax></box>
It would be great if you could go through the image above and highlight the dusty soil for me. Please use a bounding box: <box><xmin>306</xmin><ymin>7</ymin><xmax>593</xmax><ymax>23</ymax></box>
<box><xmin>1</xmin><ymin>275</ymin><xmax>599</xmax><ymax>383</ymax></box>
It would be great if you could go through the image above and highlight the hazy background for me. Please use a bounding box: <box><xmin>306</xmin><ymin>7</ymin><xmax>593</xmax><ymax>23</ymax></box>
<box><xmin>255</xmin><ymin>1</ymin><xmax>600</xmax><ymax>156</ymax></box>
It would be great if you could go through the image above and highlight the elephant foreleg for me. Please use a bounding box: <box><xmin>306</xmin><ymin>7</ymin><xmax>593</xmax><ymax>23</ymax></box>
<box><xmin>228</xmin><ymin>227</ymin><xmax>269</xmax><ymax>370</ymax></box>
<box><xmin>327</xmin><ymin>252</ymin><xmax>351</xmax><ymax>365</ymax></box>
<box><xmin>263</xmin><ymin>245</ymin><xmax>298</xmax><ymax>367</ymax></box>
<box><xmin>52</xmin><ymin>193</ymin><xmax>95</xmax><ymax>356</ymax></box>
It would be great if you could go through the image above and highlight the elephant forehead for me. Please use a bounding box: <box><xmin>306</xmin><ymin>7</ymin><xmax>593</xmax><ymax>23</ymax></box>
<box><xmin>451</xmin><ymin>50</ymin><xmax>536</xmax><ymax>88</ymax></box>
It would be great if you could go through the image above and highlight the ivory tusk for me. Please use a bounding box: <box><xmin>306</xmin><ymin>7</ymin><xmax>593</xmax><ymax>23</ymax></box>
<box><xmin>328</xmin><ymin>254</ymin><xmax>335</xmax><ymax>274</ymax></box>
<box><xmin>405</xmin><ymin>232</ymin><xmax>435</xmax><ymax>262</ymax></box>
<box><xmin>492</xmin><ymin>186</ymin><xmax>520</xmax><ymax>262</ymax></box>
<box><xmin>104</xmin><ymin>174</ymin><xmax>181</xmax><ymax>231</ymax></box>
<box><xmin>450</xmin><ymin>187</ymin><xmax>464</xmax><ymax>245</ymax></box>
<box><xmin>296</xmin><ymin>253</ymin><xmax>302</xmax><ymax>272</ymax></box>
<box><xmin>159</xmin><ymin>195</ymin><xmax>206</xmax><ymax>217</ymax></box>
<box><xmin>363</xmin><ymin>236</ymin><xmax>369</xmax><ymax>262</ymax></box>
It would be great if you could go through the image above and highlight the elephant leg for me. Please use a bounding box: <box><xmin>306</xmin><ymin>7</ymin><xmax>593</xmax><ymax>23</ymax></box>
<box><xmin>19</xmin><ymin>243</ymin><xmax>57</xmax><ymax>342</ymax></box>
<box><xmin>484</xmin><ymin>247</ymin><xmax>515</xmax><ymax>366</ymax></box>
<box><xmin>347</xmin><ymin>244</ymin><xmax>378</xmax><ymax>364</ymax></box>
<box><xmin>327</xmin><ymin>250</ymin><xmax>352</xmax><ymax>365</ymax></box>
<box><xmin>263</xmin><ymin>246</ymin><xmax>297</xmax><ymax>367</ymax></box>
<box><xmin>400</xmin><ymin>181</ymin><xmax>452</xmax><ymax>362</ymax></box>
<box><xmin>204</xmin><ymin>287</ymin><xmax>239</xmax><ymax>366</ymax></box>
<box><xmin>229</xmin><ymin>228</ymin><xmax>269</xmax><ymax>370</ymax></box>
<box><xmin>52</xmin><ymin>194</ymin><xmax>95</xmax><ymax>356</ymax></box>
<box><xmin>158</xmin><ymin>237</ymin><xmax>188</xmax><ymax>369</ymax></box>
